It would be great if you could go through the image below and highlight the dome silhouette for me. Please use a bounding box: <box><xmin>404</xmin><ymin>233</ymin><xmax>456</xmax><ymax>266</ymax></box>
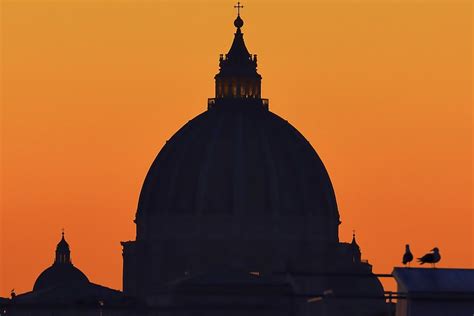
<box><xmin>122</xmin><ymin>14</ymin><xmax>386</xmax><ymax>316</ymax></box>
<box><xmin>129</xmin><ymin>11</ymin><xmax>342</xmax><ymax>286</ymax></box>
<box><xmin>33</xmin><ymin>232</ymin><xmax>89</xmax><ymax>291</ymax></box>
<box><xmin>33</xmin><ymin>264</ymin><xmax>89</xmax><ymax>291</ymax></box>
<box><xmin>137</xmin><ymin>107</ymin><xmax>339</xmax><ymax>230</ymax></box>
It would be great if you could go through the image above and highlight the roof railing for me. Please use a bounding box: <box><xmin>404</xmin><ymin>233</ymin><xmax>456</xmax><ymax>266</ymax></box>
<box><xmin>208</xmin><ymin>98</ymin><xmax>269</xmax><ymax>110</ymax></box>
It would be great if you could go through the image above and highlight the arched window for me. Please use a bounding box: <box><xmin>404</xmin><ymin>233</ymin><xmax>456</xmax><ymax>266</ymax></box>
<box><xmin>232</xmin><ymin>79</ymin><xmax>237</xmax><ymax>97</ymax></box>
<box><xmin>217</xmin><ymin>81</ymin><xmax>222</xmax><ymax>97</ymax></box>
<box><xmin>223</xmin><ymin>80</ymin><xmax>229</xmax><ymax>96</ymax></box>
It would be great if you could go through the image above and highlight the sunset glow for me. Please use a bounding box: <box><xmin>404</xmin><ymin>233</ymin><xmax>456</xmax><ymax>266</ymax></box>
<box><xmin>1</xmin><ymin>0</ymin><xmax>472</xmax><ymax>295</ymax></box>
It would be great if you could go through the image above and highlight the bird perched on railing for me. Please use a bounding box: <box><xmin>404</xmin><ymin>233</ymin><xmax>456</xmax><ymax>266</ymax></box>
<box><xmin>402</xmin><ymin>244</ymin><xmax>413</xmax><ymax>267</ymax></box>
<box><xmin>417</xmin><ymin>247</ymin><xmax>441</xmax><ymax>267</ymax></box>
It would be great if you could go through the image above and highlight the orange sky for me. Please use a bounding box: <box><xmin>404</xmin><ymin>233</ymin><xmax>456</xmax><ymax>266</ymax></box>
<box><xmin>1</xmin><ymin>0</ymin><xmax>472</xmax><ymax>296</ymax></box>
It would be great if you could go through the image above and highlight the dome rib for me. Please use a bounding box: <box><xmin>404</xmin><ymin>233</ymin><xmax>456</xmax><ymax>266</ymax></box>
<box><xmin>194</xmin><ymin>111</ymin><xmax>227</xmax><ymax>214</ymax></box>
<box><xmin>264</xmin><ymin>115</ymin><xmax>303</xmax><ymax>215</ymax></box>
<box><xmin>163</xmin><ymin>114</ymin><xmax>211</xmax><ymax>214</ymax></box>
<box><xmin>139</xmin><ymin>113</ymin><xmax>207</xmax><ymax>216</ymax></box>
<box><xmin>231</xmin><ymin>111</ymin><xmax>245</xmax><ymax>216</ymax></box>
<box><xmin>258</xmin><ymin>113</ymin><xmax>281</xmax><ymax>215</ymax></box>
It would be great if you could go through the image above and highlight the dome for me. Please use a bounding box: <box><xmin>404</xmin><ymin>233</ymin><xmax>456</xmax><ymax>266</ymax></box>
<box><xmin>124</xmin><ymin>12</ymin><xmax>342</xmax><ymax>288</ymax></box>
<box><xmin>136</xmin><ymin>105</ymin><xmax>340</xmax><ymax>243</ymax></box>
<box><xmin>33</xmin><ymin>232</ymin><xmax>89</xmax><ymax>291</ymax></box>
<box><xmin>122</xmin><ymin>14</ymin><xmax>386</xmax><ymax>313</ymax></box>
<box><xmin>136</xmin><ymin>13</ymin><xmax>338</xmax><ymax>229</ymax></box>
<box><xmin>33</xmin><ymin>264</ymin><xmax>89</xmax><ymax>291</ymax></box>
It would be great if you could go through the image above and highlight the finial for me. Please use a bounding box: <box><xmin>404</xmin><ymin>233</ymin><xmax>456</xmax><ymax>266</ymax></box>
<box><xmin>233</xmin><ymin>2</ymin><xmax>244</xmax><ymax>28</ymax></box>
<box><xmin>61</xmin><ymin>228</ymin><xmax>65</xmax><ymax>239</ymax></box>
<box><xmin>234</xmin><ymin>2</ymin><xmax>244</xmax><ymax>16</ymax></box>
<box><xmin>351</xmin><ymin>230</ymin><xmax>358</xmax><ymax>245</ymax></box>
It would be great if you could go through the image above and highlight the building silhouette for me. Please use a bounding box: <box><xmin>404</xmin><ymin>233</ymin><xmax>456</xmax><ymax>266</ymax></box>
<box><xmin>393</xmin><ymin>268</ymin><xmax>474</xmax><ymax>316</ymax></box>
<box><xmin>6</xmin><ymin>233</ymin><xmax>130</xmax><ymax>315</ymax></box>
<box><xmin>121</xmin><ymin>11</ymin><xmax>387</xmax><ymax>316</ymax></box>
<box><xmin>3</xmin><ymin>8</ymin><xmax>402</xmax><ymax>316</ymax></box>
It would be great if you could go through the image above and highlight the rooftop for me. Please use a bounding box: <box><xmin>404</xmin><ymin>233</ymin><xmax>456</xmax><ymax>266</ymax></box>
<box><xmin>393</xmin><ymin>267</ymin><xmax>474</xmax><ymax>294</ymax></box>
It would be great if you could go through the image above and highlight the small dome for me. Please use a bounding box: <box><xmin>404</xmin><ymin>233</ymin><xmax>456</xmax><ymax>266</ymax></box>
<box><xmin>33</xmin><ymin>232</ymin><xmax>89</xmax><ymax>291</ymax></box>
<box><xmin>33</xmin><ymin>264</ymin><xmax>89</xmax><ymax>291</ymax></box>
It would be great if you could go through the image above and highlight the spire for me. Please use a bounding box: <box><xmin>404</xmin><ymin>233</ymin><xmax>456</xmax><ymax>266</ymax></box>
<box><xmin>55</xmin><ymin>230</ymin><xmax>71</xmax><ymax>265</ymax></box>
<box><xmin>351</xmin><ymin>230</ymin><xmax>358</xmax><ymax>245</ymax></box>
<box><xmin>217</xmin><ymin>9</ymin><xmax>257</xmax><ymax>77</ymax></box>
<box><xmin>226</xmin><ymin>20</ymin><xmax>251</xmax><ymax>66</ymax></box>
<box><xmin>351</xmin><ymin>230</ymin><xmax>361</xmax><ymax>263</ymax></box>
<box><xmin>209</xmin><ymin>3</ymin><xmax>268</xmax><ymax>109</ymax></box>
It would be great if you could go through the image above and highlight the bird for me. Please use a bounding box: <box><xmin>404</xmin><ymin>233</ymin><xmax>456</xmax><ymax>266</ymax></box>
<box><xmin>402</xmin><ymin>244</ymin><xmax>413</xmax><ymax>267</ymax></box>
<box><xmin>417</xmin><ymin>247</ymin><xmax>441</xmax><ymax>267</ymax></box>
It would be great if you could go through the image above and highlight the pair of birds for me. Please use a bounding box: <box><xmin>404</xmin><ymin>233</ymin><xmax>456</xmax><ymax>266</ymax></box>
<box><xmin>402</xmin><ymin>245</ymin><xmax>441</xmax><ymax>267</ymax></box>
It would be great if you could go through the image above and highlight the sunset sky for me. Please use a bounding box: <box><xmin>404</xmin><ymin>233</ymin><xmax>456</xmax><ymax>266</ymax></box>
<box><xmin>1</xmin><ymin>0</ymin><xmax>472</xmax><ymax>296</ymax></box>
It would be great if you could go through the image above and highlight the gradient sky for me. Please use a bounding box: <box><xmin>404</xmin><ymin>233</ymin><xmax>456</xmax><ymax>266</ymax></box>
<box><xmin>1</xmin><ymin>0</ymin><xmax>472</xmax><ymax>296</ymax></box>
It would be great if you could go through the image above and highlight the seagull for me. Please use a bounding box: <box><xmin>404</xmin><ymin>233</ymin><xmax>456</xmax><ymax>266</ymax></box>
<box><xmin>402</xmin><ymin>244</ymin><xmax>413</xmax><ymax>267</ymax></box>
<box><xmin>417</xmin><ymin>247</ymin><xmax>441</xmax><ymax>267</ymax></box>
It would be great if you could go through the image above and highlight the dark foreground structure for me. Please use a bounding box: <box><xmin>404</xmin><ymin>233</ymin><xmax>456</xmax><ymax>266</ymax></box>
<box><xmin>393</xmin><ymin>268</ymin><xmax>474</xmax><ymax>316</ymax></box>
<box><xmin>3</xmin><ymin>233</ymin><xmax>133</xmax><ymax>315</ymax></box>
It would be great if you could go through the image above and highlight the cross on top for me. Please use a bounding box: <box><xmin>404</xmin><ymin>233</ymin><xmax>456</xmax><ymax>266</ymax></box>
<box><xmin>234</xmin><ymin>2</ymin><xmax>244</xmax><ymax>16</ymax></box>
